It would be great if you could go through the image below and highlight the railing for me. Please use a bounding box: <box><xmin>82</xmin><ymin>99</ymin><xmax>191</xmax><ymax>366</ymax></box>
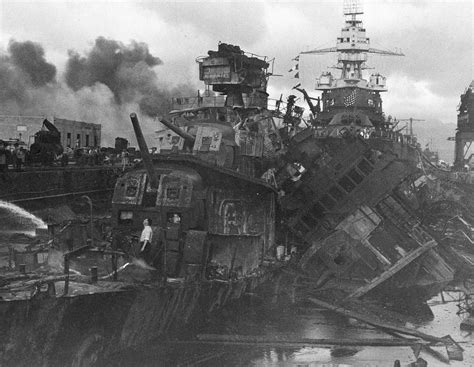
<box><xmin>171</xmin><ymin>96</ymin><xmax>226</xmax><ymax>111</ymax></box>
<box><xmin>170</xmin><ymin>94</ymin><xmax>271</xmax><ymax>112</ymax></box>
<box><xmin>338</xmin><ymin>52</ymin><xmax>368</xmax><ymax>62</ymax></box>
<box><xmin>169</xmin><ymin>92</ymin><xmax>297</xmax><ymax>117</ymax></box>
<box><xmin>311</xmin><ymin>125</ymin><xmax>418</xmax><ymax>146</ymax></box>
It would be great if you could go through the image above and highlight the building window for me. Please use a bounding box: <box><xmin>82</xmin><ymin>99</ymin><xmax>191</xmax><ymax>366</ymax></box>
<box><xmin>66</xmin><ymin>133</ymin><xmax>71</xmax><ymax>147</ymax></box>
<box><xmin>85</xmin><ymin>134</ymin><xmax>90</xmax><ymax>147</ymax></box>
<box><xmin>76</xmin><ymin>134</ymin><xmax>81</xmax><ymax>147</ymax></box>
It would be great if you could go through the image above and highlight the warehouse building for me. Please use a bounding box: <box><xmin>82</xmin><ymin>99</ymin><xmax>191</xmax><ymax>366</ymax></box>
<box><xmin>0</xmin><ymin>115</ymin><xmax>101</xmax><ymax>148</ymax></box>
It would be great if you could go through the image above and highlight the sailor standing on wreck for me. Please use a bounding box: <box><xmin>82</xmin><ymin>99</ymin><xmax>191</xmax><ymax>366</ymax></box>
<box><xmin>139</xmin><ymin>218</ymin><xmax>153</xmax><ymax>259</ymax></box>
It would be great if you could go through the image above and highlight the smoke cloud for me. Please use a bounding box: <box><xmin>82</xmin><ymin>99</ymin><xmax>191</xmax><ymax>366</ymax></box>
<box><xmin>8</xmin><ymin>40</ymin><xmax>56</xmax><ymax>87</ymax></box>
<box><xmin>65</xmin><ymin>36</ymin><xmax>195</xmax><ymax>119</ymax></box>
<box><xmin>0</xmin><ymin>40</ymin><xmax>56</xmax><ymax>105</ymax></box>
<box><xmin>0</xmin><ymin>55</ymin><xmax>29</xmax><ymax>103</ymax></box>
<box><xmin>65</xmin><ymin>37</ymin><xmax>162</xmax><ymax>104</ymax></box>
<box><xmin>0</xmin><ymin>37</ymin><xmax>196</xmax><ymax>146</ymax></box>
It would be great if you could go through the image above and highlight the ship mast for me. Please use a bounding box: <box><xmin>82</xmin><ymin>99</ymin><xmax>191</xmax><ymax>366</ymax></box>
<box><xmin>340</xmin><ymin>0</ymin><xmax>365</xmax><ymax>81</ymax></box>
<box><xmin>301</xmin><ymin>0</ymin><xmax>403</xmax><ymax>91</ymax></box>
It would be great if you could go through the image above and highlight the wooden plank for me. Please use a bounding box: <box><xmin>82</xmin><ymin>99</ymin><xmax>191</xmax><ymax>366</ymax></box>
<box><xmin>173</xmin><ymin>340</ymin><xmax>426</xmax><ymax>348</ymax></box>
<box><xmin>443</xmin><ymin>335</ymin><xmax>464</xmax><ymax>361</ymax></box>
<box><xmin>348</xmin><ymin>240</ymin><xmax>437</xmax><ymax>299</ymax></box>
<box><xmin>191</xmin><ymin>334</ymin><xmax>427</xmax><ymax>347</ymax></box>
<box><xmin>307</xmin><ymin>297</ymin><xmax>456</xmax><ymax>346</ymax></box>
<box><xmin>421</xmin><ymin>345</ymin><xmax>450</xmax><ymax>364</ymax></box>
<box><xmin>177</xmin><ymin>351</ymin><xmax>226</xmax><ymax>367</ymax></box>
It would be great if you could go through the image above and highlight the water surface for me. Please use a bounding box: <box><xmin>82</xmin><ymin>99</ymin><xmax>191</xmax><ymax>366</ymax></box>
<box><xmin>107</xmin><ymin>292</ymin><xmax>474</xmax><ymax>366</ymax></box>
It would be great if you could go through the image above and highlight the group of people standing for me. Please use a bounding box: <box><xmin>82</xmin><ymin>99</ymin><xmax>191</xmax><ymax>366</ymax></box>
<box><xmin>0</xmin><ymin>141</ymin><xmax>27</xmax><ymax>172</ymax></box>
<box><xmin>71</xmin><ymin>146</ymin><xmax>107</xmax><ymax>166</ymax></box>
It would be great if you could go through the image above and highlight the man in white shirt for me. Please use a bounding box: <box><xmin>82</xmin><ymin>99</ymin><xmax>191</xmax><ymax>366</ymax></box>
<box><xmin>140</xmin><ymin>218</ymin><xmax>153</xmax><ymax>259</ymax></box>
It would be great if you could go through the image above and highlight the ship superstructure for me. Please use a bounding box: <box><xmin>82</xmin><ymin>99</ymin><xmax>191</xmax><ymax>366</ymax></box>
<box><xmin>454</xmin><ymin>80</ymin><xmax>474</xmax><ymax>169</ymax></box>
<box><xmin>301</xmin><ymin>0</ymin><xmax>403</xmax><ymax>129</ymax></box>
<box><xmin>112</xmin><ymin>43</ymin><xmax>292</xmax><ymax>282</ymax></box>
<box><xmin>155</xmin><ymin>43</ymin><xmax>285</xmax><ymax>178</ymax></box>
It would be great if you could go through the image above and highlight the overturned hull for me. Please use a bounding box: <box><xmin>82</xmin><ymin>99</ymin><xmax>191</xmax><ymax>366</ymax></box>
<box><xmin>275</xmin><ymin>3</ymin><xmax>457</xmax><ymax>303</ymax></box>
<box><xmin>278</xmin><ymin>133</ymin><xmax>455</xmax><ymax>302</ymax></box>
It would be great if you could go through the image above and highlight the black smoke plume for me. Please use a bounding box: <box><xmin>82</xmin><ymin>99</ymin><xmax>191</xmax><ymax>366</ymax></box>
<box><xmin>8</xmin><ymin>40</ymin><xmax>56</xmax><ymax>86</ymax></box>
<box><xmin>0</xmin><ymin>37</ymin><xmax>196</xmax><ymax>145</ymax></box>
<box><xmin>65</xmin><ymin>37</ymin><xmax>178</xmax><ymax>116</ymax></box>
<box><xmin>0</xmin><ymin>40</ymin><xmax>56</xmax><ymax>104</ymax></box>
<box><xmin>0</xmin><ymin>56</ymin><xmax>28</xmax><ymax>102</ymax></box>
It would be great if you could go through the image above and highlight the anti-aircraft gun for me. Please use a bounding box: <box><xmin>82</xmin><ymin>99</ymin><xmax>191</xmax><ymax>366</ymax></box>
<box><xmin>29</xmin><ymin>119</ymin><xmax>63</xmax><ymax>164</ymax></box>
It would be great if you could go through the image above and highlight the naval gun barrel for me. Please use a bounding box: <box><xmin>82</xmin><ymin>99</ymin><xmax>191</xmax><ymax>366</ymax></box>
<box><xmin>130</xmin><ymin>113</ymin><xmax>159</xmax><ymax>189</ymax></box>
<box><xmin>159</xmin><ymin>118</ymin><xmax>196</xmax><ymax>144</ymax></box>
<box><xmin>294</xmin><ymin>87</ymin><xmax>319</xmax><ymax>117</ymax></box>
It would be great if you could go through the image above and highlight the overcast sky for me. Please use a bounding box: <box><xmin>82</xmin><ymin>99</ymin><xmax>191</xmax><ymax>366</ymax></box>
<box><xmin>0</xmin><ymin>0</ymin><xmax>472</xmax><ymax>143</ymax></box>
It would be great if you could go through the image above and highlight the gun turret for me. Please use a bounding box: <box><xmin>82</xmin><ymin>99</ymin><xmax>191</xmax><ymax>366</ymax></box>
<box><xmin>159</xmin><ymin>118</ymin><xmax>196</xmax><ymax>144</ymax></box>
<box><xmin>130</xmin><ymin>113</ymin><xmax>159</xmax><ymax>189</ymax></box>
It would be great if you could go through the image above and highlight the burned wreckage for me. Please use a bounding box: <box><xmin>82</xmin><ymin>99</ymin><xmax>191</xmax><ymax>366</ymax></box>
<box><xmin>112</xmin><ymin>44</ymin><xmax>281</xmax><ymax>280</ymax></box>
<box><xmin>270</xmin><ymin>5</ymin><xmax>455</xmax><ymax>304</ymax></box>
<box><xmin>0</xmin><ymin>8</ymin><xmax>470</xmax><ymax>366</ymax></box>
<box><xmin>0</xmin><ymin>43</ymin><xmax>287</xmax><ymax>366</ymax></box>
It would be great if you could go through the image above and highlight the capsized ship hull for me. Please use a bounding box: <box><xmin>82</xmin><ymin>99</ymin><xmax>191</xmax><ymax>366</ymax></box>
<box><xmin>276</xmin><ymin>2</ymin><xmax>455</xmax><ymax>303</ymax></box>
<box><xmin>277</xmin><ymin>133</ymin><xmax>454</xmax><ymax>303</ymax></box>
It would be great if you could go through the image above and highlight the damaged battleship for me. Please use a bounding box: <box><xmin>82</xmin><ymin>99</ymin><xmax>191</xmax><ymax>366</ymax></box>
<box><xmin>0</xmin><ymin>42</ymin><xmax>295</xmax><ymax>366</ymax></box>
<box><xmin>269</xmin><ymin>0</ymin><xmax>456</xmax><ymax>307</ymax></box>
<box><xmin>0</xmin><ymin>2</ymin><xmax>471</xmax><ymax>366</ymax></box>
